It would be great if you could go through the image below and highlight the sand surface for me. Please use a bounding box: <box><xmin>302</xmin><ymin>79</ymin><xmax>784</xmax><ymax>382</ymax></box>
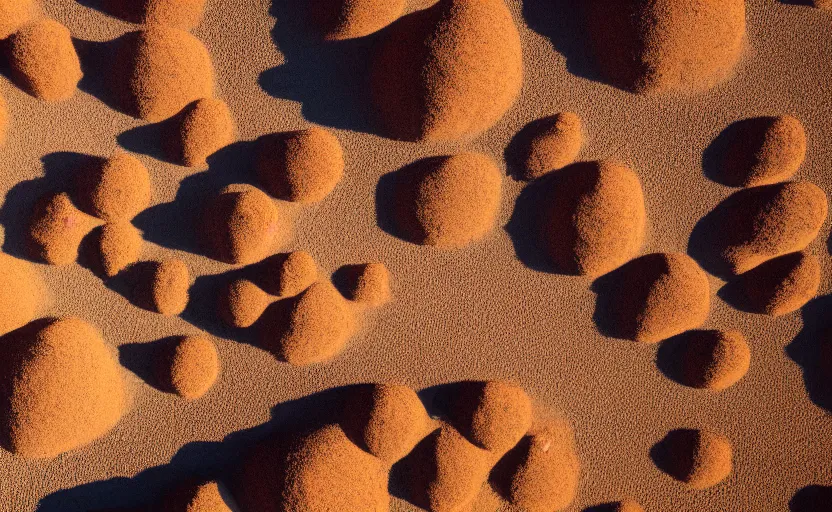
<box><xmin>1</xmin><ymin>0</ymin><xmax>831</xmax><ymax>510</ymax></box>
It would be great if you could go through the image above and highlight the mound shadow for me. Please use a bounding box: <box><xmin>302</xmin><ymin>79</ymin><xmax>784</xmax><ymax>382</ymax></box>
<box><xmin>504</xmin><ymin>173</ymin><xmax>558</xmax><ymax>273</ymax></box>
<box><xmin>785</xmin><ymin>294</ymin><xmax>832</xmax><ymax>413</ymax></box>
<box><xmin>649</xmin><ymin>428</ymin><xmax>698</xmax><ymax>484</ymax></box>
<box><xmin>75</xmin><ymin>0</ymin><xmax>144</xmax><ymax>23</ymax></box>
<box><xmin>72</xmin><ymin>35</ymin><xmax>134</xmax><ymax>116</ymax></box>
<box><xmin>790</xmin><ymin>484</ymin><xmax>832</xmax><ymax>512</ymax></box>
<box><xmin>259</xmin><ymin>0</ymin><xmax>383</xmax><ymax>135</ymax></box>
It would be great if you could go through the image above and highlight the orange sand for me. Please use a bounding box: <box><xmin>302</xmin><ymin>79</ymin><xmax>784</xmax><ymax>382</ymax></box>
<box><xmin>0</xmin><ymin>92</ymin><xmax>7</xmax><ymax>146</ymax></box>
<box><xmin>614</xmin><ymin>500</ymin><xmax>646</xmax><ymax>512</ymax></box>
<box><xmin>453</xmin><ymin>380</ymin><xmax>532</xmax><ymax>454</ymax></box>
<box><xmin>148</xmin><ymin>259</ymin><xmax>190</xmax><ymax>316</ymax></box>
<box><xmin>309</xmin><ymin>0</ymin><xmax>406</xmax><ymax>40</ymax></box>
<box><xmin>258</xmin><ymin>250</ymin><xmax>317</xmax><ymax>297</ymax></box>
<box><xmin>654</xmin><ymin>428</ymin><xmax>733</xmax><ymax>490</ymax></box>
<box><xmin>0</xmin><ymin>253</ymin><xmax>44</xmax><ymax>337</ymax></box>
<box><xmin>96</xmin><ymin>221</ymin><xmax>143</xmax><ymax>277</ymax></box>
<box><xmin>75</xmin><ymin>152</ymin><xmax>151</xmax><ymax>222</ymax></box>
<box><xmin>28</xmin><ymin>192</ymin><xmax>100</xmax><ymax>265</ymax></box>
<box><xmin>159</xmin><ymin>480</ymin><xmax>238</xmax><ymax>512</ymax></box>
<box><xmin>164</xmin><ymin>335</ymin><xmax>219</xmax><ymax>400</ymax></box>
<box><xmin>217</xmin><ymin>278</ymin><xmax>271</xmax><ymax>329</ymax></box>
<box><xmin>0</xmin><ymin>0</ymin><xmax>34</xmax><ymax>39</ymax></box>
<box><xmin>6</xmin><ymin>19</ymin><xmax>82</xmax><ymax>102</ymax></box>
<box><xmin>678</xmin><ymin>330</ymin><xmax>752</xmax><ymax>391</ymax></box>
<box><xmin>728</xmin><ymin>251</ymin><xmax>821</xmax><ymax>316</ymax></box>
<box><xmin>512</xmin><ymin>112</ymin><xmax>583</xmax><ymax>181</ymax></box>
<box><xmin>142</xmin><ymin>0</ymin><xmax>208</xmax><ymax>31</ymax></box>
<box><xmin>168</xmin><ymin>98</ymin><xmax>236</xmax><ymax>168</ymax></box>
<box><xmin>342</xmin><ymin>262</ymin><xmax>392</xmax><ymax>306</ymax></box>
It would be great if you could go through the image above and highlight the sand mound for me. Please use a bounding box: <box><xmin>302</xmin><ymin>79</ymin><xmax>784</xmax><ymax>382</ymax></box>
<box><xmin>0</xmin><ymin>0</ymin><xmax>34</xmax><ymax>39</ymax></box>
<box><xmin>148</xmin><ymin>259</ymin><xmax>190</xmax><ymax>316</ymax></box>
<box><xmin>0</xmin><ymin>92</ymin><xmax>7</xmax><ymax>147</ymax></box>
<box><xmin>218</xmin><ymin>278</ymin><xmax>271</xmax><ymax>328</ymax></box>
<box><xmin>166</xmin><ymin>98</ymin><xmax>236</xmax><ymax>168</ymax></box>
<box><xmin>259</xmin><ymin>250</ymin><xmax>317</xmax><ymax>297</ymax></box>
<box><xmin>29</xmin><ymin>192</ymin><xmax>99</xmax><ymax>265</ymax></box>
<box><xmin>371</xmin><ymin>0</ymin><xmax>523</xmax><ymax>141</ymax></box>
<box><xmin>281</xmin><ymin>424</ymin><xmax>389</xmax><ymax>511</ymax></box>
<box><xmin>453</xmin><ymin>380</ymin><xmax>532</xmax><ymax>454</ymax></box>
<box><xmin>341</xmin><ymin>383</ymin><xmax>428</xmax><ymax>463</ymax></box>
<box><xmin>394</xmin><ymin>153</ymin><xmax>503</xmax><ymax>248</ymax></box>
<box><xmin>604</xmin><ymin>253</ymin><xmax>711</xmax><ymax>343</ymax></box>
<box><xmin>6</xmin><ymin>19</ymin><xmax>82</xmax><ymax>102</ymax></box>
<box><xmin>140</xmin><ymin>0</ymin><xmax>207</xmax><ymax>30</ymax></box>
<box><xmin>255</xmin><ymin>127</ymin><xmax>345</xmax><ymax>203</ymax></box>
<box><xmin>719</xmin><ymin>115</ymin><xmax>807</xmax><ymax>188</ymax></box>
<box><xmin>259</xmin><ymin>281</ymin><xmax>356</xmax><ymax>365</ymax></box>
<box><xmin>160</xmin><ymin>480</ymin><xmax>239</xmax><ymax>512</ymax></box>
<box><xmin>613</xmin><ymin>500</ymin><xmax>646</xmax><ymax>512</ymax></box>
<box><xmin>163</xmin><ymin>336</ymin><xmax>219</xmax><ymax>400</ymax></box>
<box><xmin>0</xmin><ymin>317</ymin><xmax>125</xmax><ymax>459</ymax></box>
<box><xmin>405</xmin><ymin>425</ymin><xmax>493</xmax><ymax>511</ymax></box>
<box><xmin>513</xmin><ymin>113</ymin><xmax>584</xmax><ymax>181</ymax></box>
<box><xmin>811</xmin><ymin>0</ymin><xmax>832</xmax><ymax>9</ymax></box>
<box><xmin>698</xmin><ymin>182</ymin><xmax>828</xmax><ymax>275</ymax></box>
<box><xmin>343</xmin><ymin>262</ymin><xmax>392</xmax><ymax>306</ymax></box>
<box><xmin>97</xmin><ymin>222</ymin><xmax>143</xmax><ymax>277</ymax></box>
<box><xmin>75</xmin><ymin>153</ymin><xmax>152</xmax><ymax>222</ymax></box>
<box><xmin>309</xmin><ymin>0</ymin><xmax>406</xmax><ymax>40</ymax></box>
<box><xmin>200</xmin><ymin>185</ymin><xmax>280</xmax><ymax>265</ymax></box>
<box><xmin>538</xmin><ymin>161</ymin><xmax>646</xmax><ymax>277</ymax></box>
<box><xmin>586</xmin><ymin>0</ymin><xmax>746</xmax><ymax>94</ymax></box>
<box><xmin>117</xmin><ymin>26</ymin><xmax>215</xmax><ymax>121</ymax></box>
<box><xmin>654</xmin><ymin>429</ymin><xmax>732</xmax><ymax>489</ymax></box>
<box><xmin>726</xmin><ymin>251</ymin><xmax>820</xmax><ymax>317</ymax></box>
<box><xmin>502</xmin><ymin>421</ymin><xmax>580</xmax><ymax>512</ymax></box>
<box><xmin>678</xmin><ymin>330</ymin><xmax>751</xmax><ymax>391</ymax></box>
<box><xmin>0</xmin><ymin>253</ymin><xmax>45</xmax><ymax>337</ymax></box>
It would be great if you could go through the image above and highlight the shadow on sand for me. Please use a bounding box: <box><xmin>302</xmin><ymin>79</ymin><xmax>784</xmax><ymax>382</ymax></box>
<box><xmin>785</xmin><ymin>294</ymin><xmax>832</xmax><ymax>414</ymax></box>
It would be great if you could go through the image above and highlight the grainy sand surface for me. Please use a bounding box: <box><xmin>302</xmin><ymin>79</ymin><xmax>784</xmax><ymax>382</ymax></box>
<box><xmin>1</xmin><ymin>0</ymin><xmax>830</xmax><ymax>510</ymax></box>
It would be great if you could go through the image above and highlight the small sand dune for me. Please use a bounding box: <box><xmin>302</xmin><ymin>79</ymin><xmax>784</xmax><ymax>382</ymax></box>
<box><xmin>0</xmin><ymin>0</ymin><xmax>34</xmax><ymax>39</ymax></box>
<box><xmin>0</xmin><ymin>92</ymin><xmax>7</xmax><ymax>146</ymax></box>
<box><xmin>166</xmin><ymin>98</ymin><xmax>236</xmax><ymax>168</ymax></box>
<box><xmin>218</xmin><ymin>278</ymin><xmax>272</xmax><ymax>329</ymax></box>
<box><xmin>452</xmin><ymin>380</ymin><xmax>533</xmax><ymax>454</ymax></box>
<box><xmin>159</xmin><ymin>480</ymin><xmax>238</xmax><ymax>512</ymax></box>
<box><xmin>510</xmin><ymin>113</ymin><xmax>583</xmax><ymax>181</ymax></box>
<box><xmin>161</xmin><ymin>335</ymin><xmax>219</xmax><ymax>400</ymax></box>
<box><xmin>676</xmin><ymin>330</ymin><xmax>751</xmax><ymax>391</ymax></box>
<box><xmin>309</xmin><ymin>0</ymin><xmax>406</xmax><ymax>40</ymax></box>
<box><xmin>0</xmin><ymin>317</ymin><xmax>125</xmax><ymax>459</ymax></box>
<box><xmin>653</xmin><ymin>428</ymin><xmax>733</xmax><ymax>490</ymax></box>
<box><xmin>6</xmin><ymin>19</ymin><xmax>82</xmax><ymax>102</ymax></box>
<box><xmin>28</xmin><ymin>192</ymin><xmax>100</xmax><ymax>265</ymax></box>
<box><xmin>586</xmin><ymin>0</ymin><xmax>746</xmax><ymax>94</ymax></box>
<box><xmin>372</xmin><ymin>0</ymin><xmax>523</xmax><ymax>141</ymax></box>
<box><xmin>340</xmin><ymin>262</ymin><xmax>392</xmax><ymax>306</ymax></box>
<box><xmin>724</xmin><ymin>251</ymin><xmax>821</xmax><ymax>316</ymax></box>
<box><xmin>146</xmin><ymin>259</ymin><xmax>190</xmax><ymax>316</ymax></box>
<box><xmin>0</xmin><ymin>253</ymin><xmax>44</xmax><ymax>337</ymax></box>
<box><xmin>75</xmin><ymin>153</ymin><xmax>151</xmax><ymax>222</ymax></box>
<box><xmin>96</xmin><ymin>222</ymin><xmax>143</xmax><ymax>278</ymax></box>
<box><xmin>255</xmin><ymin>127</ymin><xmax>344</xmax><ymax>203</ymax></box>
<box><xmin>258</xmin><ymin>250</ymin><xmax>318</xmax><ymax>297</ymax></box>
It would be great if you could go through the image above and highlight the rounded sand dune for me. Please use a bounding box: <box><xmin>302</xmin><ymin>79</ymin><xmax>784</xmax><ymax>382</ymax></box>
<box><xmin>142</xmin><ymin>0</ymin><xmax>207</xmax><ymax>30</ymax></box>
<box><xmin>719</xmin><ymin>115</ymin><xmax>807</xmax><ymax>188</ymax></box>
<box><xmin>255</xmin><ymin>127</ymin><xmax>344</xmax><ymax>203</ymax></box>
<box><xmin>586</xmin><ymin>0</ymin><xmax>746</xmax><ymax>94</ymax></box>
<box><xmin>28</xmin><ymin>192</ymin><xmax>99</xmax><ymax>266</ymax></box>
<box><xmin>259</xmin><ymin>281</ymin><xmax>356</xmax><ymax>365</ymax></box>
<box><xmin>163</xmin><ymin>336</ymin><xmax>219</xmax><ymax>400</ymax></box>
<box><xmin>7</xmin><ymin>19</ymin><xmax>82</xmax><ymax>102</ymax></box>
<box><xmin>0</xmin><ymin>317</ymin><xmax>126</xmax><ymax>459</ymax></box>
<box><xmin>167</xmin><ymin>98</ymin><xmax>236</xmax><ymax>168</ymax></box>
<box><xmin>393</xmin><ymin>152</ymin><xmax>503</xmax><ymax>248</ymax></box>
<box><xmin>97</xmin><ymin>222</ymin><xmax>143</xmax><ymax>277</ymax></box>
<box><xmin>0</xmin><ymin>0</ymin><xmax>34</xmax><ymax>39</ymax></box>
<box><xmin>117</xmin><ymin>26</ymin><xmax>215</xmax><ymax>121</ymax></box>
<box><xmin>200</xmin><ymin>185</ymin><xmax>281</xmax><ymax>265</ymax></box>
<box><xmin>453</xmin><ymin>380</ymin><xmax>532</xmax><ymax>454</ymax></box>
<box><xmin>148</xmin><ymin>259</ymin><xmax>190</xmax><ymax>316</ymax></box>
<box><xmin>372</xmin><ymin>0</ymin><xmax>523</xmax><ymax>141</ymax></box>
<box><xmin>727</xmin><ymin>251</ymin><xmax>820</xmax><ymax>317</ymax></box>
<box><xmin>218</xmin><ymin>278</ymin><xmax>272</xmax><ymax>329</ymax></box>
<box><xmin>259</xmin><ymin>250</ymin><xmax>317</xmax><ymax>297</ymax></box>
<box><xmin>75</xmin><ymin>153</ymin><xmax>151</xmax><ymax>222</ymax></box>
<box><xmin>308</xmin><ymin>0</ymin><xmax>406</xmax><ymax>40</ymax></box>
<box><xmin>654</xmin><ymin>428</ymin><xmax>733</xmax><ymax>489</ymax></box>
<box><xmin>513</xmin><ymin>112</ymin><xmax>583</xmax><ymax>181</ymax></box>
<box><xmin>603</xmin><ymin>253</ymin><xmax>711</xmax><ymax>343</ymax></box>
<box><xmin>679</xmin><ymin>330</ymin><xmax>751</xmax><ymax>391</ymax></box>
<box><xmin>343</xmin><ymin>262</ymin><xmax>392</xmax><ymax>306</ymax></box>
<box><xmin>0</xmin><ymin>253</ymin><xmax>45</xmax><ymax>337</ymax></box>
<box><xmin>538</xmin><ymin>161</ymin><xmax>646</xmax><ymax>277</ymax></box>
<box><xmin>159</xmin><ymin>480</ymin><xmax>239</xmax><ymax>512</ymax></box>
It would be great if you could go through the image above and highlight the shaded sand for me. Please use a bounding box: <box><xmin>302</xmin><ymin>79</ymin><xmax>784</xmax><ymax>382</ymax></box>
<box><xmin>613</xmin><ymin>500</ymin><xmax>646</xmax><ymax>512</ymax></box>
<box><xmin>0</xmin><ymin>253</ymin><xmax>45</xmax><ymax>337</ymax></box>
<box><xmin>722</xmin><ymin>251</ymin><xmax>821</xmax><ymax>316</ymax></box>
<box><xmin>159</xmin><ymin>480</ymin><xmax>239</xmax><ymax>512</ymax></box>
<box><xmin>217</xmin><ymin>278</ymin><xmax>271</xmax><ymax>328</ymax></box>
<box><xmin>690</xmin><ymin>181</ymin><xmax>828</xmax><ymax>276</ymax></box>
<box><xmin>96</xmin><ymin>222</ymin><xmax>143</xmax><ymax>278</ymax></box>
<box><xmin>509</xmin><ymin>112</ymin><xmax>583</xmax><ymax>181</ymax></box>
<box><xmin>586</xmin><ymin>0</ymin><xmax>746</xmax><ymax>94</ymax></box>
<box><xmin>199</xmin><ymin>185</ymin><xmax>281</xmax><ymax>265</ymax></box>
<box><xmin>258</xmin><ymin>250</ymin><xmax>318</xmax><ymax>297</ymax></box>
<box><xmin>0</xmin><ymin>0</ymin><xmax>34</xmax><ymax>39</ymax></box>
<box><xmin>596</xmin><ymin>253</ymin><xmax>710</xmax><ymax>343</ymax></box>
<box><xmin>0</xmin><ymin>317</ymin><xmax>125</xmax><ymax>459</ymax></box>
<box><xmin>717</xmin><ymin>115</ymin><xmax>807</xmax><ymax>188</ymax></box>
<box><xmin>0</xmin><ymin>92</ymin><xmax>7</xmax><ymax>146</ymax></box>
<box><xmin>393</xmin><ymin>152</ymin><xmax>503</xmax><ymax>248</ymax></box>
<box><xmin>309</xmin><ymin>0</ymin><xmax>406</xmax><ymax>40</ymax></box>
<box><xmin>451</xmin><ymin>380</ymin><xmax>532</xmax><ymax>454</ymax></box>
<box><xmin>662</xmin><ymin>330</ymin><xmax>752</xmax><ymax>391</ymax></box>
<box><xmin>166</xmin><ymin>98</ymin><xmax>236</xmax><ymax>168</ymax></box>
<box><xmin>146</xmin><ymin>259</ymin><xmax>190</xmax><ymax>316</ymax></box>
<box><xmin>255</xmin><ymin>127</ymin><xmax>344</xmax><ymax>203</ymax></box>
<box><xmin>162</xmin><ymin>335</ymin><xmax>219</xmax><ymax>400</ymax></box>
<box><xmin>339</xmin><ymin>262</ymin><xmax>392</xmax><ymax>306</ymax></box>
<box><xmin>75</xmin><ymin>152</ymin><xmax>151</xmax><ymax>222</ymax></box>
<box><xmin>537</xmin><ymin>161</ymin><xmax>646</xmax><ymax>277</ymax></box>
<box><xmin>371</xmin><ymin>0</ymin><xmax>523</xmax><ymax>141</ymax></box>
<box><xmin>652</xmin><ymin>428</ymin><xmax>733</xmax><ymax>490</ymax></box>
<box><xmin>6</xmin><ymin>19</ymin><xmax>82</xmax><ymax>102</ymax></box>
<box><xmin>28</xmin><ymin>192</ymin><xmax>100</xmax><ymax>265</ymax></box>
<box><xmin>116</xmin><ymin>26</ymin><xmax>215</xmax><ymax>121</ymax></box>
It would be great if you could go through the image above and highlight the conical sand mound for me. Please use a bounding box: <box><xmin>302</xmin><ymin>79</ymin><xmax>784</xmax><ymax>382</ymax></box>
<box><xmin>309</xmin><ymin>0</ymin><xmax>406</xmax><ymax>40</ymax></box>
<box><xmin>725</xmin><ymin>251</ymin><xmax>820</xmax><ymax>317</ymax></box>
<box><xmin>255</xmin><ymin>127</ymin><xmax>345</xmax><ymax>203</ymax></box>
<box><xmin>511</xmin><ymin>112</ymin><xmax>584</xmax><ymax>181</ymax></box>
<box><xmin>653</xmin><ymin>428</ymin><xmax>733</xmax><ymax>489</ymax></box>
<box><xmin>258</xmin><ymin>250</ymin><xmax>317</xmax><ymax>297</ymax></box>
<box><xmin>75</xmin><ymin>153</ymin><xmax>152</xmax><ymax>222</ymax></box>
<box><xmin>341</xmin><ymin>262</ymin><xmax>392</xmax><ymax>306</ymax></box>
<box><xmin>6</xmin><ymin>19</ymin><xmax>83</xmax><ymax>102</ymax></box>
<box><xmin>0</xmin><ymin>253</ymin><xmax>45</xmax><ymax>337</ymax></box>
<box><xmin>116</xmin><ymin>26</ymin><xmax>215</xmax><ymax>121</ymax></box>
<box><xmin>97</xmin><ymin>222</ymin><xmax>143</xmax><ymax>278</ymax></box>
<box><xmin>0</xmin><ymin>0</ymin><xmax>34</xmax><ymax>39</ymax></box>
<box><xmin>259</xmin><ymin>281</ymin><xmax>356</xmax><ymax>365</ymax></box>
<box><xmin>0</xmin><ymin>317</ymin><xmax>126</xmax><ymax>459</ymax></box>
<box><xmin>601</xmin><ymin>253</ymin><xmax>711</xmax><ymax>343</ymax></box>
<box><xmin>200</xmin><ymin>185</ymin><xmax>281</xmax><ymax>265</ymax></box>
<box><xmin>586</xmin><ymin>0</ymin><xmax>746</xmax><ymax>94</ymax></box>
<box><xmin>452</xmin><ymin>380</ymin><xmax>532</xmax><ymax>454</ymax></box>
<box><xmin>146</xmin><ymin>259</ymin><xmax>190</xmax><ymax>316</ymax></box>
<box><xmin>372</xmin><ymin>0</ymin><xmax>523</xmax><ymax>141</ymax></box>
<box><xmin>217</xmin><ymin>278</ymin><xmax>272</xmax><ymax>328</ymax></box>
<box><xmin>538</xmin><ymin>161</ymin><xmax>646</xmax><ymax>277</ymax></box>
<box><xmin>166</xmin><ymin>98</ymin><xmax>236</xmax><ymax>168</ymax></box>
<box><xmin>393</xmin><ymin>153</ymin><xmax>503</xmax><ymax>248</ymax></box>
<box><xmin>28</xmin><ymin>192</ymin><xmax>100</xmax><ymax>265</ymax></box>
<box><xmin>162</xmin><ymin>336</ymin><xmax>219</xmax><ymax>400</ymax></box>
<box><xmin>677</xmin><ymin>330</ymin><xmax>751</xmax><ymax>391</ymax></box>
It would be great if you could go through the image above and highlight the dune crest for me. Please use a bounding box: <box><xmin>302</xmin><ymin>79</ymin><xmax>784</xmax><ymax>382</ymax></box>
<box><xmin>218</xmin><ymin>278</ymin><xmax>272</xmax><ymax>329</ymax></box>
<box><xmin>654</xmin><ymin>428</ymin><xmax>733</xmax><ymax>489</ymax></box>
<box><xmin>726</xmin><ymin>251</ymin><xmax>820</xmax><ymax>316</ymax></box>
<box><xmin>75</xmin><ymin>153</ymin><xmax>151</xmax><ymax>222</ymax></box>
<box><xmin>259</xmin><ymin>250</ymin><xmax>318</xmax><ymax>297</ymax></box>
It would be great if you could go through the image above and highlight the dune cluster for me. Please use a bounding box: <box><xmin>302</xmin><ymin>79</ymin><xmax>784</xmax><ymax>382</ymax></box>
<box><xmin>0</xmin><ymin>253</ymin><xmax>45</xmax><ymax>337</ymax></box>
<box><xmin>513</xmin><ymin>113</ymin><xmax>584</xmax><ymax>181</ymax></box>
<box><xmin>200</xmin><ymin>185</ymin><xmax>281</xmax><ymax>265</ymax></box>
<box><xmin>586</xmin><ymin>0</ymin><xmax>746</xmax><ymax>94</ymax></box>
<box><xmin>655</xmin><ymin>428</ymin><xmax>733</xmax><ymax>489</ymax></box>
<box><xmin>341</xmin><ymin>262</ymin><xmax>392</xmax><ymax>306</ymax></box>
<box><xmin>678</xmin><ymin>330</ymin><xmax>751</xmax><ymax>391</ymax></box>
<box><xmin>538</xmin><ymin>161</ymin><xmax>646</xmax><ymax>277</ymax></box>
<box><xmin>394</xmin><ymin>152</ymin><xmax>503</xmax><ymax>248</ymax></box>
<box><xmin>97</xmin><ymin>222</ymin><xmax>143</xmax><ymax>277</ymax></box>
<box><xmin>160</xmin><ymin>480</ymin><xmax>239</xmax><ymax>512</ymax></box>
<box><xmin>0</xmin><ymin>0</ymin><xmax>34</xmax><ymax>40</ymax></box>
<box><xmin>372</xmin><ymin>0</ymin><xmax>523</xmax><ymax>141</ymax></box>
<box><xmin>166</xmin><ymin>98</ymin><xmax>236</xmax><ymax>167</ymax></box>
<box><xmin>161</xmin><ymin>336</ymin><xmax>219</xmax><ymax>400</ymax></box>
<box><xmin>6</xmin><ymin>19</ymin><xmax>82</xmax><ymax>102</ymax></box>
<box><xmin>28</xmin><ymin>192</ymin><xmax>99</xmax><ymax>265</ymax></box>
<box><xmin>727</xmin><ymin>251</ymin><xmax>820</xmax><ymax>317</ymax></box>
<box><xmin>75</xmin><ymin>153</ymin><xmax>152</xmax><ymax>222</ymax></box>
<box><xmin>308</xmin><ymin>0</ymin><xmax>406</xmax><ymax>40</ymax></box>
<box><xmin>0</xmin><ymin>317</ymin><xmax>125</xmax><ymax>459</ymax></box>
<box><xmin>256</xmin><ymin>127</ymin><xmax>345</xmax><ymax>203</ymax></box>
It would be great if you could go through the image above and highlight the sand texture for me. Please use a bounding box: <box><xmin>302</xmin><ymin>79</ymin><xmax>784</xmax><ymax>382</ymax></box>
<box><xmin>509</xmin><ymin>112</ymin><xmax>583</xmax><ymax>181</ymax></box>
<box><xmin>1</xmin><ymin>0</ymin><xmax>831</xmax><ymax>510</ymax></box>
<box><xmin>0</xmin><ymin>0</ymin><xmax>35</xmax><ymax>40</ymax></box>
<box><xmin>6</xmin><ymin>19</ymin><xmax>82</xmax><ymax>102</ymax></box>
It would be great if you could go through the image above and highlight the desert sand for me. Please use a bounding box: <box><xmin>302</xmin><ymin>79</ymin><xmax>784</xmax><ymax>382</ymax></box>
<box><xmin>0</xmin><ymin>0</ymin><xmax>831</xmax><ymax>511</ymax></box>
